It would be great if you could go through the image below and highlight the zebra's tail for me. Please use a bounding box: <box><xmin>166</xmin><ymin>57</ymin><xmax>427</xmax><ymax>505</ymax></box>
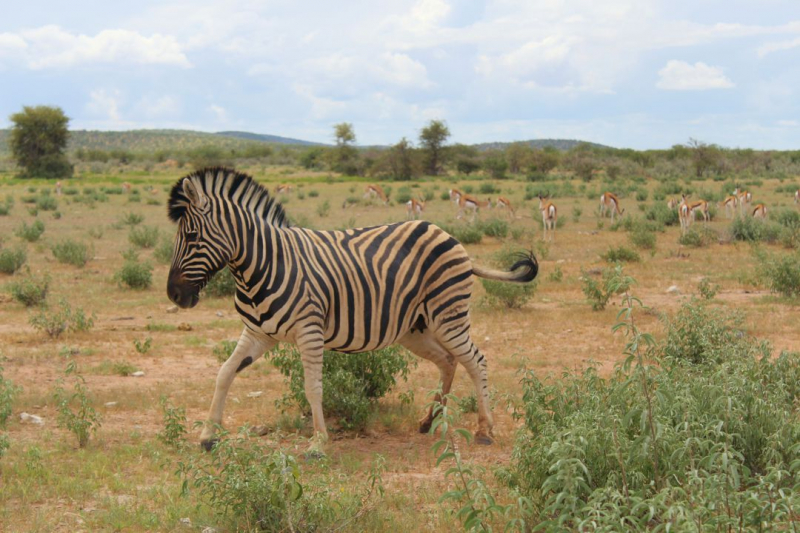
<box><xmin>472</xmin><ymin>252</ymin><xmax>538</xmax><ymax>283</ymax></box>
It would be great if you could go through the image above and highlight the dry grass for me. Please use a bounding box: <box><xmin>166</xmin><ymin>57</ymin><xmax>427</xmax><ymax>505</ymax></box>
<box><xmin>1</xmin><ymin>167</ymin><xmax>798</xmax><ymax>531</ymax></box>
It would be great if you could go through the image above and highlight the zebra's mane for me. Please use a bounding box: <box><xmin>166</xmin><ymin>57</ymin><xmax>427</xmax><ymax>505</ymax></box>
<box><xmin>167</xmin><ymin>167</ymin><xmax>291</xmax><ymax>228</ymax></box>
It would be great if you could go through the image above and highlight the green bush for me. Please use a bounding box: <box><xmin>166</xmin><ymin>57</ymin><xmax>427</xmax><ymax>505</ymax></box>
<box><xmin>0</xmin><ymin>247</ymin><xmax>27</xmax><ymax>274</ymax></box>
<box><xmin>629</xmin><ymin>225</ymin><xmax>656</xmax><ymax>250</ymax></box>
<box><xmin>316</xmin><ymin>200</ymin><xmax>330</xmax><ymax>218</ymax></box>
<box><xmin>15</xmin><ymin>219</ymin><xmax>45</xmax><ymax>242</ymax></box>
<box><xmin>9</xmin><ymin>269</ymin><xmax>49</xmax><ymax>307</ymax></box>
<box><xmin>128</xmin><ymin>225</ymin><xmax>159</xmax><ymax>249</ymax></box>
<box><xmin>481</xmin><ymin>279</ymin><xmax>536</xmax><ymax>309</ymax></box>
<box><xmin>36</xmin><ymin>193</ymin><xmax>58</xmax><ymax>212</ymax></box>
<box><xmin>52</xmin><ymin>240</ymin><xmax>92</xmax><ymax>267</ymax></box>
<box><xmin>53</xmin><ymin>361</ymin><xmax>101</xmax><ymax>448</ymax></box>
<box><xmin>120</xmin><ymin>212</ymin><xmax>144</xmax><ymax>226</ymax></box>
<box><xmin>730</xmin><ymin>216</ymin><xmax>781</xmax><ymax>243</ymax></box>
<box><xmin>678</xmin><ymin>227</ymin><xmax>716</xmax><ymax>247</ymax></box>
<box><xmin>502</xmin><ymin>300</ymin><xmax>800</xmax><ymax>530</ymax></box>
<box><xmin>212</xmin><ymin>339</ymin><xmax>238</xmax><ymax>362</ymax></box>
<box><xmin>394</xmin><ymin>186</ymin><xmax>413</xmax><ymax>204</ymax></box>
<box><xmin>477</xmin><ymin>217</ymin><xmax>509</xmax><ymax>238</ymax></box>
<box><xmin>204</xmin><ymin>268</ymin><xmax>237</xmax><ymax>297</ymax></box>
<box><xmin>580</xmin><ymin>265</ymin><xmax>632</xmax><ymax>311</ymax></box>
<box><xmin>271</xmin><ymin>345</ymin><xmax>414</xmax><ymax>431</ymax></box>
<box><xmin>600</xmin><ymin>245</ymin><xmax>640</xmax><ymax>263</ymax></box>
<box><xmin>30</xmin><ymin>299</ymin><xmax>95</xmax><ymax>339</ymax></box>
<box><xmin>644</xmin><ymin>203</ymin><xmax>680</xmax><ymax>228</ymax></box>
<box><xmin>755</xmin><ymin>248</ymin><xmax>800</xmax><ymax>298</ymax></box>
<box><xmin>153</xmin><ymin>238</ymin><xmax>174</xmax><ymax>264</ymax></box>
<box><xmin>114</xmin><ymin>259</ymin><xmax>153</xmax><ymax>290</ymax></box>
<box><xmin>0</xmin><ymin>362</ymin><xmax>20</xmax><ymax>458</ymax></box>
<box><xmin>308</xmin><ymin>189</ymin><xmax>319</xmax><ymax>198</ymax></box>
<box><xmin>479</xmin><ymin>182</ymin><xmax>500</xmax><ymax>194</ymax></box>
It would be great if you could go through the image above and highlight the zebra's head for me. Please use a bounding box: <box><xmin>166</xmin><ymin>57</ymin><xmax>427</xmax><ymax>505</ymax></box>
<box><xmin>167</xmin><ymin>174</ymin><xmax>235</xmax><ymax>308</ymax></box>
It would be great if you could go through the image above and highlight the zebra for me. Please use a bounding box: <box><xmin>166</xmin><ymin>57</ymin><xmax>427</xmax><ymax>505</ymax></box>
<box><xmin>166</xmin><ymin>168</ymin><xmax>538</xmax><ymax>453</ymax></box>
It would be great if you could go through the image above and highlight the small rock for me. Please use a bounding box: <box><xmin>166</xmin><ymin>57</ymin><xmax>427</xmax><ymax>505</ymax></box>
<box><xmin>556</xmin><ymin>259</ymin><xmax>566</xmax><ymax>264</ymax></box>
<box><xmin>20</xmin><ymin>412</ymin><xmax>44</xmax><ymax>425</ymax></box>
<box><xmin>179</xmin><ymin>517</ymin><xmax>192</xmax><ymax>527</ymax></box>
<box><xmin>166</xmin><ymin>305</ymin><xmax>179</xmax><ymax>314</ymax></box>
<box><xmin>247</xmin><ymin>391</ymin><xmax>263</xmax><ymax>398</ymax></box>
<box><xmin>585</xmin><ymin>267</ymin><xmax>602</xmax><ymax>276</ymax></box>
<box><xmin>178</xmin><ymin>323</ymin><xmax>192</xmax><ymax>331</ymax></box>
<box><xmin>131</xmin><ymin>371</ymin><xmax>145</xmax><ymax>377</ymax></box>
<box><xmin>201</xmin><ymin>528</ymin><xmax>218</xmax><ymax>533</ymax></box>
<box><xmin>484</xmin><ymin>336</ymin><xmax>490</xmax><ymax>342</ymax></box>
<box><xmin>216</xmin><ymin>311</ymin><xmax>224</xmax><ymax>317</ymax></box>
<box><xmin>666</xmin><ymin>285</ymin><xmax>680</xmax><ymax>294</ymax></box>
<box><xmin>105</xmin><ymin>402</ymin><xmax>118</xmax><ymax>407</ymax></box>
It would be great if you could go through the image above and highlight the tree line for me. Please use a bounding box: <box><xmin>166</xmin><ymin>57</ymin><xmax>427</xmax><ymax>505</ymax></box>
<box><xmin>6</xmin><ymin>105</ymin><xmax>800</xmax><ymax>181</ymax></box>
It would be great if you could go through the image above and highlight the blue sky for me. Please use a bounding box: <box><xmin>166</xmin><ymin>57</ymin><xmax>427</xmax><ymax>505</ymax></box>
<box><xmin>1</xmin><ymin>0</ymin><xmax>799</xmax><ymax>149</ymax></box>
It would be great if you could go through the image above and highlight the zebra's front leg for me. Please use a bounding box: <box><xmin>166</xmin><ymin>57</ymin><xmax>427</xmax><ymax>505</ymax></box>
<box><xmin>297</xmin><ymin>328</ymin><xmax>328</xmax><ymax>455</ymax></box>
<box><xmin>200</xmin><ymin>327</ymin><xmax>274</xmax><ymax>451</ymax></box>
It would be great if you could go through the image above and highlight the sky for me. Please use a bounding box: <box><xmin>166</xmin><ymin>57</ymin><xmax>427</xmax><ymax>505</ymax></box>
<box><xmin>1</xmin><ymin>0</ymin><xmax>799</xmax><ymax>150</ymax></box>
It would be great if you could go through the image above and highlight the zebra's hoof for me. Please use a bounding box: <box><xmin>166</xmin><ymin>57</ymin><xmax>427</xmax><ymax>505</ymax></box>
<box><xmin>200</xmin><ymin>439</ymin><xmax>219</xmax><ymax>452</ymax></box>
<box><xmin>418</xmin><ymin>419</ymin><xmax>433</xmax><ymax>434</ymax></box>
<box><xmin>474</xmin><ymin>432</ymin><xmax>493</xmax><ymax>446</ymax></box>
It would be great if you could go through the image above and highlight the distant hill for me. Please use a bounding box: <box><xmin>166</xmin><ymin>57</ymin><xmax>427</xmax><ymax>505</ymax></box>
<box><xmin>472</xmin><ymin>139</ymin><xmax>613</xmax><ymax>151</ymax></box>
<box><xmin>215</xmin><ymin>131</ymin><xmax>325</xmax><ymax>146</ymax></box>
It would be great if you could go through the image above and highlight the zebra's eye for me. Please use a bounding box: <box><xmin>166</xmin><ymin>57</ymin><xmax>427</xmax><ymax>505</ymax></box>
<box><xmin>185</xmin><ymin>230</ymin><xmax>199</xmax><ymax>243</ymax></box>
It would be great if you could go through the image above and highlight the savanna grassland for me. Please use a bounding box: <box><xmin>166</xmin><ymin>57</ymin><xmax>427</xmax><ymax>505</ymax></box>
<box><xmin>1</xmin><ymin>162</ymin><xmax>800</xmax><ymax>532</ymax></box>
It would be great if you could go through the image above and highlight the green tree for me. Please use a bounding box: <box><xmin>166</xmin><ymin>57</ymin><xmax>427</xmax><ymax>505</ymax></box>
<box><xmin>386</xmin><ymin>137</ymin><xmax>420</xmax><ymax>181</ymax></box>
<box><xmin>505</xmin><ymin>142</ymin><xmax>532</xmax><ymax>174</ymax></box>
<box><xmin>9</xmin><ymin>106</ymin><xmax>73</xmax><ymax>179</ymax></box>
<box><xmin>330</xmin><ymin>122</ymin><xmax>359</xmax><ymax>175</ymax></box>
<box><xmin>419</xmin><ymin>119</ymin><xmax>450</xmax><ymax>175</ymax></box>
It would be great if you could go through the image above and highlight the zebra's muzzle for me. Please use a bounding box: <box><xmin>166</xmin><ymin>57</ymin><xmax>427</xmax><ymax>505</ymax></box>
<box><xmin>167</xmin><ymin>273</ymin><xmax>200</xmax><ymax>309</ymax></box>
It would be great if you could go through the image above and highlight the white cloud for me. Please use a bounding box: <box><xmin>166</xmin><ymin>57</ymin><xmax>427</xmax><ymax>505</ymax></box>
<box><xmin>208</xmin><ymin>104</ymin><xmax>228</xmax><ymax>122</ymax></box>
<box><xmin>136</xmin><ymin>95</ymin><xmax>181</xmax><ymax>120</ymax></box>
<box><xmin>758</xmin><ymin>36</ymin><xmax>800</xmax><ymax>57</ymax></box>
<box><xmin>5</xmin><ymin>25</ymin><xmax>190</xmax><ymax>69</ymax></box>
<box><xmin>86</xmin><ymin>89</ymin><xmax>123</xmax><ymax>122</ymax></box>
<box><xmin>778</xmin><ymin>120</ymin><xmax>798</xmax><ymax>127</ymax></box>
<box><xmin>657</xmin><ymin>60</ymin><xmax>735</xmax><ymax>91</ymax></box>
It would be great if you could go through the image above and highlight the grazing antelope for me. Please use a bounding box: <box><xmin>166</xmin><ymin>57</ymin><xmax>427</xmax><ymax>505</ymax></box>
<box><xmin>720</xmin><ymin>195</ymin><xmax>738</xmax><ymax>219</ymax></box>
<box><xmin>495</xmin><ymin>196</ymin><xmax>515</xmax><ymax>219</ymax></box>
<box><xmin>457</xmin><ymin>195</ymin><xmax>491</xmax><ymax>221</ymax></box>
<box><xmin>752</xmin><ymin>204</ymin><xmax>768</xmax><ymax>219</ymax></box>
<box><xmin>449</xmin><ymin>188</ymin><xmax>463</xmax><ymax>205</ymax></box>
<box><xmin>275</xmin><ymin>184</ymin><xmax>294</xmax><ymax>194</ymax></box>
<box><xmin>167</xmin><ymin>168</ymin><xmax>539</xmax><ymax>452</ymax></box>
<box><xmin>364</xmin><ymin>184</ymin><xmax>389</xmax><ymax>205</ymax></box>
<box><xmin>794</xmin><ymin>190</ymin><xmax>800</xmax><ymax>205</ymax></box>
<box><xmin>538</xmin><ymin>195</ymin><xmax>557</xmax><ymax>242</ymax></box>
<box><xmin>688</xmin><ymin>198</ymin><xmax>710</xmax><ymax>226</ymax></box>
<box><xmin>55</xmin><ymin>181</ymin><xmax>62</xmax><ymax>196</ymax></box>
<box><xmin>678</xmin><ymin>196</ymin><xmax>692</xmax><ymax>235</ymax></box>
<box><xmin>122</xmin><ymin>182</ymin><xmax>132</xmax><ymax>194</ymax></box>
<box><xmin>734</xmin><ymin>188</ymin><xmax>751</xmax><ymax>215</ymax></box>
<box><xmin>406</xmin><ymin>198</ymin><xmax>425</xmax><ymax>220</ymax></box>
<box><xmin>667</xmin><ymin>197</ymin><xmax>680</xmax><ymax>210</ymax></box>
<box><xmin>599</xmin><ymin>192</ymin><xmax>624</xmax><ymax>221</ymax></box>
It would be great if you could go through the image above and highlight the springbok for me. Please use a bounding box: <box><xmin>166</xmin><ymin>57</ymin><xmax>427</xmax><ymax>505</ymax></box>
<box><xmin>122</xmin><ymin>182</ymin><xmax>132</xmax><ymax>194</ymax></box>
<box><xmin>457</xmin><ymin>194</ymin><xmax>491</xmax><ymax>221</ymax></box>
<box><xmin>688</xmin><ymin>197</ymin><xmax>710</xmax><ymax>226</ymax></box>
<box><xmin>449</xmin><ymin>188</ymin><xmax>463</xmax><ymax>205</ymax></box>
<box><xmin>678</xmin><ymin>196</ymin><xmax>692</xmax><ymax>235</ymax></box>
<box><xmin>538</xmin><ymin>195</ymin><xmax>557</xmax><ymax>242</ymax></box>
<box><xmin>752</xmin><ymin>204</ymin><xmax>768</xmax><ymax>219</ymax></box>
<box><xmin>406</xmin><ymin>198</ymin><xmax>425</xmax><ymax>220</ymax></box>
<box><xmin>55</xmin><ymin>181</ymin><xmax>62</xmax><ymax>196</ymax></box>
<box><xmin>734</xmin><ymin>188</ymin><xmax>751</xmax><ymax>215</ymax></box>
<box><xmin>364</xmin><ymin>184</ymin><xmax>389</xmax><ymax>205</ymax></box>
<box><xmin>667</xmin><ymin>197</ymin><xmax>680</xmax><ymax>210</ymax></box>
<box><xmin>495</xmin><ymin>196</ymin><xmax>515</xmax><ymax>219</ymax></box>
<box><xmin>599</xmin><ymin>192</ymin><xmax>624</xmax><ymax>221</ymax></box>
<box><xmin>721</xmin><ymin>195</ymin><xmax>738</xmax><ymax>219</ymax></box>
<box><xmin>794</xmin><ymin>190</ymin><xmax>800</xmax><ymax>205</ymax></box>
<box><xmin>275</xmin><ymin>184</ymin><xmax>294</xmax><ymax>194</ymax></box>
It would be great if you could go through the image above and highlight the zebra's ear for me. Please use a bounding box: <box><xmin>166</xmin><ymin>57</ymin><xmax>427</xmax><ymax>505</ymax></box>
<box><xmin>182</xmin><ymin>178</ymin><xmax>207</xmax><ymax>208</ymax></box>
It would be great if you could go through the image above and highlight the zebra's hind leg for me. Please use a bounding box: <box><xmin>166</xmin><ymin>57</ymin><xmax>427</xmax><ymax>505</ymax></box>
<box><xmin>398</xmin><ymin>328</ymin><xmax>458</xmax><ymax>434</ymax></box>
<box><xmin>435</xmin><ymin>322</ymin><xmax>494</xmax><ymax>445</ymax></box>
<box><xmin>200</xmin><ymin>327</ymin><xmax>274</xmax><ymax>451</ymax></box>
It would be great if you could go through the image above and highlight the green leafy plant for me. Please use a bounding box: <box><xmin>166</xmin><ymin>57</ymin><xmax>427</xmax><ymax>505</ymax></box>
<box><xmin>0</xmin><ymin>247</ymin><xmax>27</xmax><ymax>274</ymax></box>
<box><xmin>128</xmin><ymin>225</ymin><xmax>160</xmax><ymax>248</ymax></box>
<box><xmin>158</xmin><ymin>396</ymin><xmax>188</xmax><ymax>448</ymax></box>
<box><xmin>580</xmin><ymin>264</ymin><xmax>632</xmax><ymax>311</ymax></box>
<box><xmin>316</xmin><ymin>199</ymin><xmax>331</xmax><ymax>218</ymax></box>
<box><xmin>698</xmin><ymin>277</ymin><xmax>719</xmax><ymax>300</ymax></box>
<box><xmin>15</xmin><ymin>219</ymin><xmax>45</xmax><ymax>242</ymax></box>
<box><xmin>9</xmin><ymin>268</ymin><xmax>49</xmax><ymax>307</ymax></box>
<box><xmin>52</xmin><ymin>240</ymin><xmax>92</xmax><ymax>267</ymax></box>
<box><xmin>30</xmin><ymin>298</ymin><xmax>95</xmax><ymax>339</ymax></box>
<box><xmin>204</xmin><ymin>268</ymin><xmax>237</xmax><ymax>297</ymax></box>
<box><xmin>119</xmin><ymin>211</ymin><xmax>144</xmax><ymax>226</ymax></box>
<box><xmin>133</xmin><ymin>337</ymin><xmax>153</xmax><ymax>354</ymax></box>
<box><xmin>212</xmin><ymin>339</ymin><xmax>238</xmax><ymax>362</ymax></box>
<box><xmin>0</xmin><ymin>360</ymin><xmax>21</xmax><ymax>458</ymax></box>
<box><xmin>115</xmin><ymin>258</ymin><xmax>153</xmax><ymax>290</ymax></box>
<box><xmin>600</xmin><ymin>245</ymin><xmax>640</xmax><ymax>263</ymax></box>
<box><xmin>153</xmin><ymin>237</ymin><xmax>174</xmax><ymax>264</ymax></box>
<box><xmin>754</xmin><ymin>248</ymin><xmax>800</xmax><ymax>298</ymax></box>
<box><xmin>53</xmin><ymin>360</ymin><xmax>101</xmax><ymax>448</ymax></box>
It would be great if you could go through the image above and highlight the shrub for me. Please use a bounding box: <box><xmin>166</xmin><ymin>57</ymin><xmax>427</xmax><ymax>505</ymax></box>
<box><xmin>9</xmin><ymin>269</ymin><xmax>49</xmax><ymax>307</ymax></box>
<box><xmin>158</xmin><ymin>397</ymin><xmax>187</xmax><ymax>448</ymax></box>
<box><xmin>634</xmin><ymin>188</ymin><xmax>648</xmax><ymax>201</ymax></box>
<box><xmin>204</xmin><ymin>268</ymin><xmax>237</xmax><ymax>297</ymax></box>
<box><xmin>0</xmin><ymin>362</ymin><xmax>20</xmax><ymax>458</ymax></box>
<box><xmin>394</xmin><ymin>186</ymin><xmax>413</xmax><ymax>204</ymax></box>
<box><xmin>308</xmin><ymin>189</ymin><xmax>319</xmax><ymax>198</ymax></box>
<box><xmin>755</xmin><ymin>248</ymin><xmax>800</xmax><ymax>298</ymax></box>
<box><xmin>153</xmin><ymin>238</ymin><xmax>174</xmax><ymax>264</ymax></box>
<box><xmin>548</xmin><ymin>265</ymin><xmax>563</xmax><ymax>282</ymax></box>
<box><xmin>481</xmin><ymin>279</ymin><xmax>536</xmax><ymax>309</ymax></box>
<box><xmin>271</xmin><ymin>345</ymin><xmax>414</xmax><ymax>431</ymax></box>
<box><xmin>678</xmin><ymin>227</ymin><xmax>717</xmax><ymax>247</ymax></box>
<box><xmin>128</xmin><ymin>225</ymin><xmax>159</xmax><ymax>248</ymax></box>
<box><xmin>115</xmin><ymin>259</ymin><xmax>153</xmax><ymax>290</ymax></box>
<box><xmin>0</xmin><ymin>247</ymin><xmax>27</xmax><ymax>274</ymax></box>
<box><xmin>600</xmin><ymin>246</ymin><xmax>640</xmax><ymax>263</ymax></box>
<box><xmin>53</xmin><ymin>361</ymin><xmax>101</xmax><ymax>448</ymax></box>
<box><xmin>571</xmin><ymin>206</ymin><xmax>582</xmax><ymax>223</ymax></box>
<box><xmin>35</xmin><ymin>194</ymin><xmax>58</xmax><ymax>211</ymax></box>
<box><xmin>698</xmin><ymin>277</ymin><xmax>719</xmax><ymax>300</ymax></box>
<box><xmin>580</xmin><ymin>265</ymin><xmax>632</xmax><ymax>311</ymax></box>
<box><xmin>478</xmin><ymin>182</ymin><xmax>500</xmax><ymax>194</ymax></box>
<box><xmin>477</xmin><ymin>217</ymin><xmax>509</xmax><ymax>238</ymax></box>
<box><xmin>730</xmin><ymin>216</ymin><xmax>780</xmax><ymax>243</ymax></box>
<box><xmin>52</xmin><ymin>240</ymin><xmax>92</xmax><ymax>267</ymax></box>
<box><xmin>212</xmin><ymin>339</ymin><xmax>238</xmax><ymax>362</ymax></box>
<box><xmin>133</xmin><ymin>337</ymin><xmax>152</xmax><ymax>354</ymax></box>
<box><xmin>503</xmin><ymin>299</ymin><xmax>800</xmax><ymax>530</ymax></box>
<box><xmin>120</xmin><ymin>212</ymin><xmax>144</xmax><ymax>226</ymax></box>
<box><xmin>30</xmin><ymin>299</ymin><xmax>95</xmax><ymax>339</ymax></box>
<box><xmin>15</xmin><ymin>219</ymin><xmax>45</xmax><ymax>242</ymax></box>
<box><xmin>448</xmin><ymin>224</ymin><xmax>483</xmax><ymax>245</ymax></box>
<box><xmin>629</xmin><ymin>225</ymin><xmax>656</xmax><ymax>250</ymax></box>
<box><xmin>316</xmin><ymin>200</ymin><xmax>330</xmax><ymax>218</ymax></box>
<box><xmin>644</xmin><ymin>203</ymin><xmax>680</xmax><ymax>227</ymax></box>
